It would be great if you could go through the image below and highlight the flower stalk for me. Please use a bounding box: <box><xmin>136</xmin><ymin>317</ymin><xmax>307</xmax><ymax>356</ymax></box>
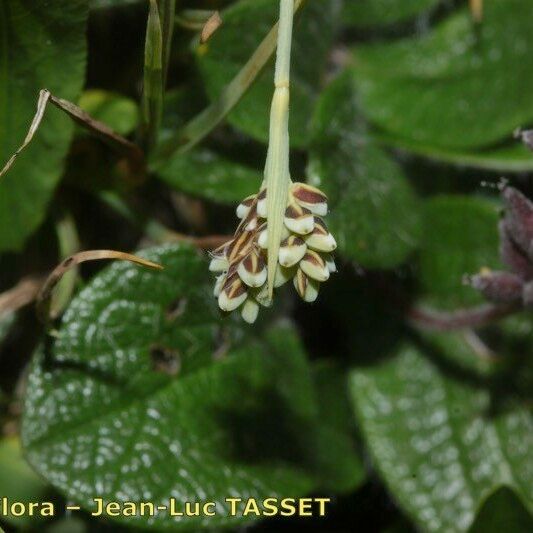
<box><xmin>265</xmin><ymin>0</ymin><xmax>293</xmax><ymax>299</ymax></box>
<box><xmin>209</xmin><ymin>0</ymin><xmax>337</xmax><ymax>323</ymax></box>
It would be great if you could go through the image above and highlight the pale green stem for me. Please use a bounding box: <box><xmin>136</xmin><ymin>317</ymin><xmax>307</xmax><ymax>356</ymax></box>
<box><xmin>265</xmin><ymin>0</ymin><xmax>294</xmax><ymax>299</ymax></box>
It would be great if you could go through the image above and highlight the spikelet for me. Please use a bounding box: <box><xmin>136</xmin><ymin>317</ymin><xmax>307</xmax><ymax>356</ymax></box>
<box><xmin>209</xmin><ymin>182</ymin><xmax>336</xmax><ymax>323</ymax></box>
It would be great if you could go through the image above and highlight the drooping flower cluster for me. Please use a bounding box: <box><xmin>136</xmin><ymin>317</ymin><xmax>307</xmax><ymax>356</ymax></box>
<box><xmin>209</xmin><ymin>182</ymin><xmax>337</xmax><ymax>323</ymax></box>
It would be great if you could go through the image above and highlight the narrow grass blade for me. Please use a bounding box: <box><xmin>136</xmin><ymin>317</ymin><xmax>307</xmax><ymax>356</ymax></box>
<box><xmin>142</xmin><ymin>0</ymin><xmax>164</xmax><ymax>149</ymax></box>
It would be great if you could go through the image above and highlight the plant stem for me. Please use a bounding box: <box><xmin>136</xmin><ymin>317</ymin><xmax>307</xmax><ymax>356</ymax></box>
<box><xmin>274</xmin><ymin>0</ymin><xmax>293</xmax><ymax>89</ymax></box>
<box><xmin>265</xmin><ymin>0</ymin><xmax>294</xmax><ymax>299</ymax></box>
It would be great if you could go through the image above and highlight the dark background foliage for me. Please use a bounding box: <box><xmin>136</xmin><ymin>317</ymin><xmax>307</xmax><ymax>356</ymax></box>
<box><xmin>0</xmin><ymin>0</ymin><xmax>532</xmax><ymax>531</ymax></box>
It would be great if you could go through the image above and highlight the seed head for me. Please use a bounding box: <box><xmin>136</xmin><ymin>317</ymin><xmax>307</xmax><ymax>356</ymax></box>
<box><xmin>209</xmin><ymin>181</ymin><xmax>337</xmax><ymax>323</ymax></box>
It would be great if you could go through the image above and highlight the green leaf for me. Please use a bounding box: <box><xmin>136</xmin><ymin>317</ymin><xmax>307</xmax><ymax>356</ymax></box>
<box><xmin>378</xmin><ymin>135</ymin><xmax>533</xmax><ymax>173</ymax></box>
<box><xmin>78</xmin><ymin>90</ymin><xmax>139</xmax><ymax>136</ymax></box>
<box><xmin>349</xmin><ymin>343</ymin><xmax>533</xmax><ymax>532</ymax></box>
<box><xmin>419</xmin><ymin>196</ymin><xmax>500</xmax><ymax>308</ymax></box>
<box><xmin>197</xmin><ymin>0</ymin><xmax>338</xmax><ymax>148</ymax></box>
<box><xmin>352</xmin><ymin>0</ymin><xmax>533</xmax><ymax>150</ymax></box>
<box><xmin>343</xmin><ymin>0</ymin><xmax>439</xmax><ymax>28</ymax></box>
<box><xmin>308</xmin><ymin>73</ymin><xmax>421</xmax><ymax>268</ymax></box>
<box><xmin>22</xmin><ymin>244</ymin><xmax>356</xmax><ymax>530</ymax></box>
<box><xmin>0</xmin><ymin>437</ymin><xmax>51</xmax><ymax>528</ymax></box>
<box><xmin>157</xmin><ymin>148</ymin><xmax>259</xmax><ymax>203</ymax></box>
<box><xmin>469</xmin><ymin>486</ymin><xmax>533</xmax><ymax>533</ymax></box>
<box><xmin>0</xmin><ymin>0</ymin><xmax>88</xmax><ymax>251</ymax></box>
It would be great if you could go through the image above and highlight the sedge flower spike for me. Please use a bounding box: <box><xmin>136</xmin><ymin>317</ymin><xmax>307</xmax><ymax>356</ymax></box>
<box><xmin>209</xmin><ymin>0</ymin><xmax>337</xmax><ymax>323</ymax></box>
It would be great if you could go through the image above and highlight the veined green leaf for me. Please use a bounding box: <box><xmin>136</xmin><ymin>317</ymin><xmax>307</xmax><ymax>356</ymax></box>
<box><xmin>350</xmin><ymin>343</ymin><xmax>533</xmax><ymax>532</ymax></box>
<box><xmin>22</xmin><ymin>244</ymin><xmax>361</xmax><ymax>530</ymax></box>
<box><xmin>352</xmin><ymin>0</ymin><xmax>533</xmax><ymax>150</ymax></box>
